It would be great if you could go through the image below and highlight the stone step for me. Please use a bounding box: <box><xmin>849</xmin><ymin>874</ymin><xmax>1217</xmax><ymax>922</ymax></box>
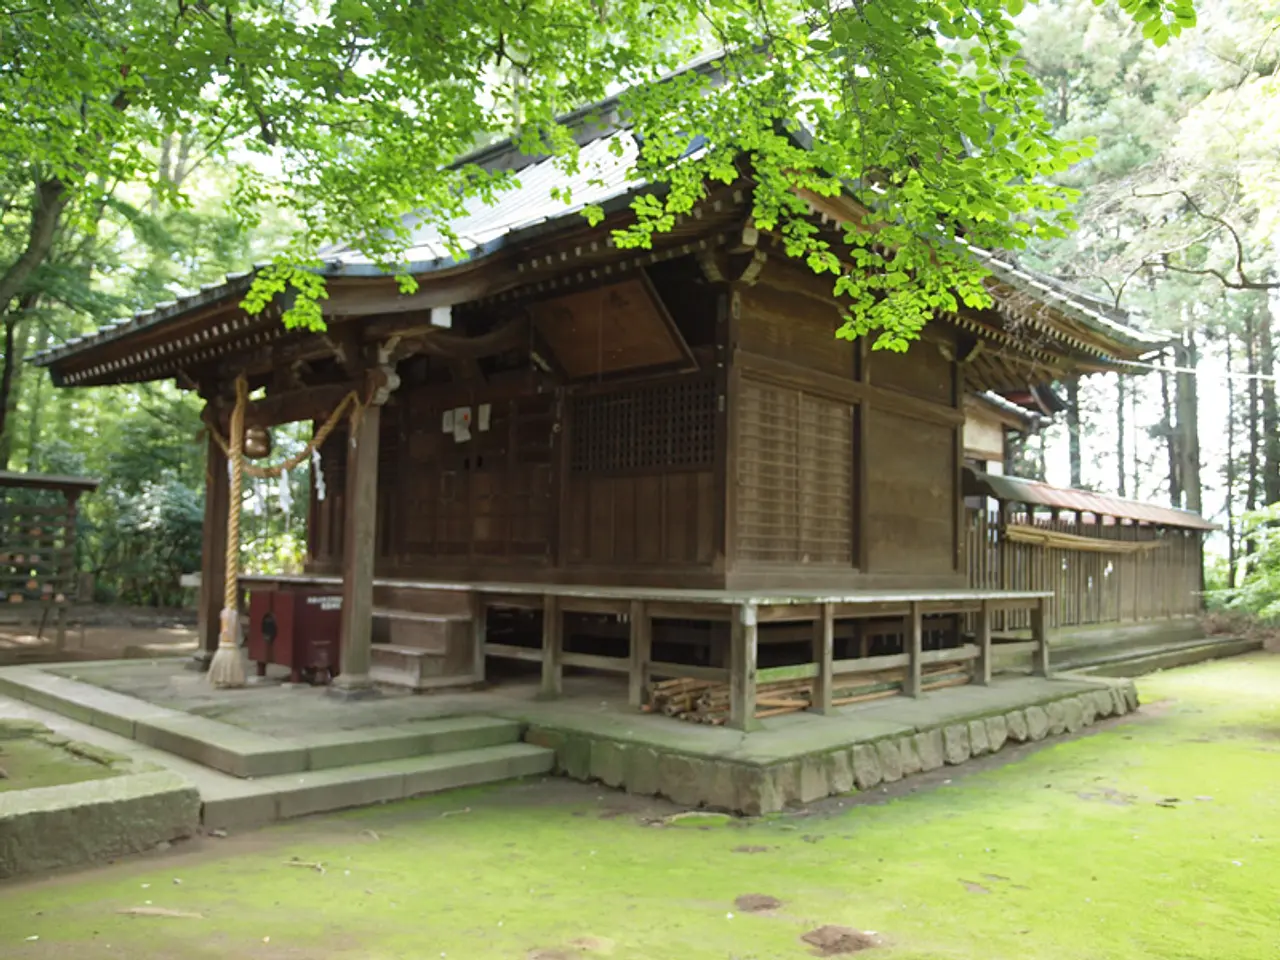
<box><xmin>1070</xmin><ymin>636</ymin><xmax>1263</xmax><ymax>678</ymax></box>
<box><xmin>0</xmin><ymin>666</ymin><xmax>522</xmax><ymax>776</ymax></box>
<box><xmin>202</xmin><ymin>742</ymin><xmax>554</xmax><ymax>829</ymax></box>
<box><xmin>299</xmin><ymin>715</ymin><xmax>522</xmax><ymax>770</ymax></box>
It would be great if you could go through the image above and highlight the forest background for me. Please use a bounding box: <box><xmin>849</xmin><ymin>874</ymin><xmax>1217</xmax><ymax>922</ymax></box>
<box><xmin>1</xmin><ymin>0</ymin><xmax>1278</xmax><ymax>614</ymax></box>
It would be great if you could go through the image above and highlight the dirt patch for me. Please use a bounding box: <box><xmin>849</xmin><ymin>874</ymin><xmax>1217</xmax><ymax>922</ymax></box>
<box><xmin>734</xmin><ymin>893</ymin><xmax>782</xmax><ymax>912</ymax></box>
<box><xmin>960</xmin><ymin>880</ymin><xmax>991</xmax><ymax>895</ymax></box>
<box><xmin>0</xmin><ymin>608</ymin><xmax>196</xmax><ymax>667</ymax></box>
<box><xmin>732</xmin><ymin>844</ymin><xmax>772</xmax><ymax>854</ymax></box>
<box><xmin>1223</xmin><ymin>725</ymin><xmax>1280</xmax><ymax>742</ymax></box>
<box><xmin>569</xmin><ymin>936</ymin><xmax>614</xmax><ymax>953</ymax></box>
<box><xmin>801</xmin><ymin>925</ymin><xmax>880</xmax><ymax>955</ymax></box>
<box><xmin>1076</xmin><ymin>787</ymin><xmax>1137</xmax><ymax>806</ymax></box>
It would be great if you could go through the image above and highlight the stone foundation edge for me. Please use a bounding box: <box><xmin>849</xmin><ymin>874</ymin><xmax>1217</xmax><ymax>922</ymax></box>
<box><xmin>0</xmin><ymin>771</ymin><xmax>201</xmax><ymax>880</ymax></box>
<box><xmin>525</xmin><ymin>680</ymin><xmax>1140</xmax><ymax>816</ymax></box>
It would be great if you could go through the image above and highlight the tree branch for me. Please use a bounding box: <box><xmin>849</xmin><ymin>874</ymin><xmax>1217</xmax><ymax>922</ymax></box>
<box><xmin>1133</xmin><ymin>187</ymin><xmax>1278</xmax><ymax>291</ymax></box>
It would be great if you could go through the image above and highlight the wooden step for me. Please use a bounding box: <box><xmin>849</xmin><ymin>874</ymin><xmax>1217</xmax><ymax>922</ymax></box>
<box><xmin>372</xmin><ymin>585</ymin><xmax>474</xmax><ymax>618</ymax></box>
<box><xmin>370</xmin><ymin>644</ymin><xmax>478</xmax><ymax>691</ymax></box>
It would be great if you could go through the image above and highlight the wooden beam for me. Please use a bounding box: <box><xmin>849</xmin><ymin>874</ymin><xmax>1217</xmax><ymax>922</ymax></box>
<box><xmin>628</xmin><ymin>599</ymin><xmax>651</xmax><ymax>708</ymax></box>
<box><xmin>735</xmin><ymin>350</ymin><xmax>967</xmax><ymax>427</ymax></box>
<box><xmin>540</xmin><ymin>594</ymin><xmax>563</xmax><ymax>697</ymax></box>
<box><xmin>904</xmin><ymin>601</ymin><xmax>923</xmax><ymax>697</ymax></box>
<box><xmin>757</xmin><ymin>662</ymin><xmax>820</xmax><ymax>684</ymax></box>
<box><xmin>374</xmin><ymin>316</ymin><xmax>531</xmax><ymax>360</ymax></box>
<box><xmin>729</xmin><ymin>602</ymin><xmax>759</xmax><ymax>730</ymax></box>
<box><xmin>230</xmin><ymin>382</ymin><xmax>360</xmax><ymax>430</ymax></box>
<box><xmin>811</xmin><ymin>602</ymin><xmax>835</xmax><ymax>715</ymax></box>
<box><xmin>976</xmin><ymin>599</ymin><xmax>992</xmax><ymax>685</ymax></box>
<box><xmin>561</xmin><ymin>651</ymin><xmax>630</xmax><ymax>673</ymax></box>
<box><xmin>484</xmin><ymin>642</ymin><xmax>543</xmax><ymax>663</ymax></box>
<box><xmin>331</xmin><ymin>403</ymin><xmax>382</xmax><ymax>697</ymax></box>
<box><xmin>648</xmin><ymin>662</ymin><xmax>730</xmax><ymax>683</ymax></box>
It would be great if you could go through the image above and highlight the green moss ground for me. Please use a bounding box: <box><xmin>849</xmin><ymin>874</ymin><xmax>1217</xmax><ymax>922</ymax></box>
<box><xmin>3</xmin><ymin>656</ymin><xmax>1278</xmax><ymax>959</ymax></box>
<box><xmin>0</xmin><ymin>720</ymin><xmax>124</xmax><ymax>793</ymax></box>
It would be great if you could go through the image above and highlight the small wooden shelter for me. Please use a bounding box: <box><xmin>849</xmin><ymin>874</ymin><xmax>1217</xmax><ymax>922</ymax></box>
<box><xmin>31</xmin><ymin>114</ymin><xmax>1193</xmax><ymax>727</ymax></box>
<box><xmin>0</xmin><ymin>470</ymin><xmax>100</xmax><ymax>645</ymax></box>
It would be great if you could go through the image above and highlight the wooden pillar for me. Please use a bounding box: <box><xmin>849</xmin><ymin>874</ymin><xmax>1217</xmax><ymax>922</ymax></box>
<box><xmin>331</xmin><ymin>404</ymin><xmax>382</xmax><ymax>698</ymax></box>
<box><xmin>811</xmin><ymin>602</ymin><xmax>835</xmax><ymax>715</ymax></box>
<box><xmin>975</xmin><ymin>599</ymin><xmax>992</xmax><ymax>686</ymax></box>
<box><xmin>470</xmin><ymin>593</ymin><xmax>487</xmax><ymax>682</ymax></box>
<box><xmin>1031</xmin><ymin>595</ymin><xmax>1050</xmax><ymax>677</ymax></box>
<box><xmin>904</xmin><ymin>601</ymin><xmax>923</xmax><ymax>697</ymax></box>
<box><xmin>540</xmin><ymin>594</ymin><xmax>562</xmax><ymax>698</ymax></box>
<box><xmin>628</xmin><ymin>599</ymin><xmax>651</xmax><ymax>708</ymax></box>
<box><xmin>729</xmin><ymin>602</ymin><xmax>758</xmax><ymax>731</ymax></box>
<box><xmin>191</xmin><ymin>428</ymin><xmax>228</xmax><ymax>671</ymax></box>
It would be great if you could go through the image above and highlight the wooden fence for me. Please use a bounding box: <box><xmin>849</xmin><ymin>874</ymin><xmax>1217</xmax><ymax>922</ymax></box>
<box><xmin>964</xmin><ymin>506</ymin><xmax>1203</xmax><ymax>633</ymax></box>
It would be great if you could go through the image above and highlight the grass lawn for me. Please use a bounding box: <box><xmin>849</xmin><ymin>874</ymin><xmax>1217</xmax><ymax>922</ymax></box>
<box><xmin>2</xmin><ymin>655</ymin><xmax>1277</xmax><ymax>959</ymax></box>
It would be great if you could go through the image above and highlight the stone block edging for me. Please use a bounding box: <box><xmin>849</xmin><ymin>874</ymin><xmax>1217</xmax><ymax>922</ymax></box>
<box><xmin>527</xmin><ymin>679</ymin><xmax>1140</xmax><ymax>815</ymax></box>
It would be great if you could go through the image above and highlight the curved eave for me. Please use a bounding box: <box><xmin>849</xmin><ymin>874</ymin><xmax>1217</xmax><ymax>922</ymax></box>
<box><xmin>33</xmin><ymin>180</ymin><xmax>655</xmax><ymax>383</ymax></box>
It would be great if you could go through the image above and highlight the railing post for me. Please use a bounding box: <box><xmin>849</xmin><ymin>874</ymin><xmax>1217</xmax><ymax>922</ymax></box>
<box><xmin>470</xmin><ymin>593</ymin><xmax>487</xmax><ymax>682</ymax></box>
<box><xmin>811</xmin><ymin>602</ymin><xmax>835</xmax><ymax>715</ymax></box>
<box><xmin>729</xmin><ymin>602</ymin><xmax>759</xmax><ymax>730</ymax></box>
<box><xmin>540</xmin><ymin>594</ymin><xmax>562</xmax><ymax>698</ymax></box>
<box><xmin>628</xmin><ymin>600</ymin><xmax>651</xmax><ymax>708</ymax></box>
<box><xmin>1031</xmin><ymin>595</ymin><xmax>1050</xmax><ymax>677</ymax></box>
<box><xmin>905</xmin><ymin>601</ymin><xmax>923</xmax><ymax>697</ymax></box>
<box><xmin>975</xmin><ymin>598</ymin><xmax>992</xmax><ymax>686</ymax></box>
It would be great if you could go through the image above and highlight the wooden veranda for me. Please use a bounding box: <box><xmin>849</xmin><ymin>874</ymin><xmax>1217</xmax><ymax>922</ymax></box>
<box><xmin>242</xmin><ymin>573</ymin><xmax>1051</xmax><ymax>730</ymax></box>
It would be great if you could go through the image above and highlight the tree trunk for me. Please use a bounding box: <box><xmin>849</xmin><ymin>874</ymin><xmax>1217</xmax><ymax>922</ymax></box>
<box><xmin>1131</xmin><ymin>373</ymin><xmax>1140</xmax><ymax>499</ymax></box>
<box><xmin>1065</xmin><ymin>376</ymin><xmax>1083</xmax><ymax>488</ymax></box>
<box><xmin>1246</xmin><ymin>311</ymin><xmax>1260</xmax><ymax>514</ymax></box>
<box><xmin>0</xmin><ymin>179</ymin><xmax>69</xmax><ymax>311</ymax></box>
<box><xmin>0</xmin><ymin>314</ymin><xmax>17</xmax><ymax>467</ymax></box>
<box><xmin>0</xmin><ymin>294</ymin><xmax>38</xmax><ymax>469</ymax></box>
<box><xmin>1175</xmin><ymin>330</ymin><xmax>1202</xmax><ymax>515</ymax></box>
<box><xmin>1160</xmin><ymin>353</ymin><xmax>1181</xmax><ymax>508</ymax></box>
<box><xmin>22</xmin><ymin>322</ymin><xmax>50</xmax><ymax>471</ymax></box>
<box><xmin>1116</xmin><ymin>374</ymin><xmax>1126</xmax><ymax>497</ymax></box>
<box><xmin>1259</xmin><ymin>304</ymin><xmax>1280</xmax><ymax>506</ymax></box>
<box><xmin>1226</xmin><ymin>330</ymin><xmax>1238</xmax><ymax>587</ymax></box>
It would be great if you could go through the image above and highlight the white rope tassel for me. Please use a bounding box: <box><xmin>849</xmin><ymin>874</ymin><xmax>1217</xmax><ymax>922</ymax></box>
<box><xmin>312</xmin><ymin>448</ymin><xmax>326</xmax><ymax>501</ymax></box>
<box><xmin>278</xmin><ymin>466</ymin><xmax>293</xmax><ymax>515</ymax></box>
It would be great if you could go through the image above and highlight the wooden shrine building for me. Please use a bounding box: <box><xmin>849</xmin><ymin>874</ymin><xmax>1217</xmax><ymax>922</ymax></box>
<box><xmin>30</xmin><ymin>117</ymin><xmax>1204</xmax><ymax>728</ymax></box>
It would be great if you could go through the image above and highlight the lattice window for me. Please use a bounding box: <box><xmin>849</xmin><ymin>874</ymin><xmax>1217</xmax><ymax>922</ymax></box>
<box><xmin>570</xmin><ymin>377</ymin><xmax>715</xmax><ymax>473</ymax></box>
<box><xmin>737</xmin><ymin>378</ymin><xmax>853</xmax><ymax>564</ymax></box>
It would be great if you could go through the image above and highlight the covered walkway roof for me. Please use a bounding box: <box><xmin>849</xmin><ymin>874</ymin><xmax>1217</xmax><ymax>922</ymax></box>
<box><xmin>963</xmin><ymin>468</ymin><xmax>1217</xmax><ymax>531</ymax></box>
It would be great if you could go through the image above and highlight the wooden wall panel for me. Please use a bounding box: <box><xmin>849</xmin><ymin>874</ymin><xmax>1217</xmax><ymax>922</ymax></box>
<box><xmin>866</xmin><ymin>408</ymin><xmax>956</xmax><ymax>574</ymax></box>
<box><xmin>736</xmin><ymin>377</ymin><xmax>853</xmax><ymax>565</ymax></box>
<box><xmin>371</xmin><ymin>386</ymin><xmax>554</xmax><ymax>563</ymax></box>
<box><xmin>736</xmin><ymin>273</ymin><xmax>853</xmax><ymax>378</ymax></box>
<box><xmin>563</xmin><ymin>471</ymin><xmax>716</xmax><ymax>567</ymax></box>
<box><xmin>870</xmin><ymin>336</ymin><xmax>955</xmax><ymax>404</ymax></box>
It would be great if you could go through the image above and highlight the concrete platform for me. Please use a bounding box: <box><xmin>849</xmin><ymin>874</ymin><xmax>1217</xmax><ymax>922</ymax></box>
<box><xmin>1</xmin><ymin>659</ymin><xmax>1145</xmax><ymax>817</ymax></box>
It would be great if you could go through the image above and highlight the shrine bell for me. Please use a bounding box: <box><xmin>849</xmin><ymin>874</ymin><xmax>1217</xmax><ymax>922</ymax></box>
<box><xmin>244</xmin><ymin>425</ymin><xmax>272</xmax><ymax>460</ymax></box>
